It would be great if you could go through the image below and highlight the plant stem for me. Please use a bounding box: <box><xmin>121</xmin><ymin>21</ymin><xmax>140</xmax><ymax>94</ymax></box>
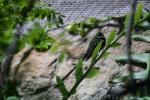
<box><xmin>126</xmin><ymin>0</ymin><xmax>136</xmax><ymax>93</ymax></box>
<box><xmin>63</xmin><ymin>29</ymin><xmax>125</xmax><ymax>100</ymax></box>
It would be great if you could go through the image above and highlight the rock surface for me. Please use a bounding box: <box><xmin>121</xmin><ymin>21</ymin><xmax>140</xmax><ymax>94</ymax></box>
<box><xmin>10</xmin><ymin>27</ymin><xmax>150</xmax><ymax>100</ymax></box>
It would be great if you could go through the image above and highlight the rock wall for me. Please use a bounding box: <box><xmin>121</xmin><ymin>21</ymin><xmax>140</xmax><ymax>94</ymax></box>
<box><xmin>9</xmin><ymin>0</ymin><xmax>150</xmax><ymax>100</ymax></box>
<box><xmin>10</xmin><ymin>28</ymin><xmax>150</xmax><ymax>100</ymax></box>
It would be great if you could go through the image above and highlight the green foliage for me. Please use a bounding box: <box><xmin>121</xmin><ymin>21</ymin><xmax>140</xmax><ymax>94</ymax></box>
<box><xmin>75</xmin><ymin>59</ymin><xmax>83</xmax><ymax>82</ymax></box>
<box><xmin>1</xmin><ymin>0</ymin><xmax>149</xmax><ymax>99</ymax></box>
<box><xmin>3</xmin><ymin>80</ymin><xmax>19</xmax><ymax>98</ymax></box>
<box><xmin>136</xmin><ymin>21</ymin><xmax>150</xmax><ymax>30</ymax></box>
<box><xmin>134</xmin><ymin>6</ymin><xmax>150</xmax><ymax>30</ymax></box>
<box><xmin>134</xmin><ymin>2</ymin><xmax>143</xmax><ymax>25</ymax></box>
<box><xmin>115</xmin><ymin>53</ymin><xmax>150</xmax><ymax>81</ymax></box>
<box><xmin>78</xmin><ymin>27</ymin><xmax>87</xmax><ymax>38</ymax></box>
<box><xmin>59</xmin><ymin>2</ymin><xmax>150</xmax><ymax>99</ymax></box>
<box><xmin>127</xmin><ymin>96</ymin><xmax>150</xmax><ymax>100</ymax></box>
<box><xmin>115</xmin><ymin>53</ymin><xmax>148</xmax><ymax>66</ymax></box>
<box><xmin>0</xmin><ymin>0</ymin><xmax>64</xmax><ymax>99</ymax></box>
<box><xmin>132</xmin><ymin>34</ymin><xmax>150</xmax><ymax>43</ymax></box>
<box><xmin>85</xmin><ymin>17</ymin><xmax>100</xmax><ymax>27</ymax></box>
<box><xmin>5</xmin><ymin>96</ymin><xmax>20</xmax><ymax>100</ymax></box>
<box><xmin>24</xmin><ymin>23</ymin><xmax>56</xmax><ymax>51</ymax></box>
<box><xmin>113</xmin><ymin>3</ymin><xmax>150</xmax><ymax>97</ymax></box>
<box><xmin>106</xmin><ymin>30</ymin><xmax>116</xmax><ymax>47</ymax></box>
<box><xmin>65</xmin><ymin>14</ymin><xmax>131</xmax><ymax>38</ymax></box>
<box><xmin>50</xmin><ymin>39</ymin><xmax>71</xmax><ymax>53</ymax></box>
<box><xmin>0</xmin><ymin>0</ymin><xmax>64</xmax><ymax>61</ymax></box>
<box><xmin>100</xmin><ymin>51</ymin><xmax>111</xmax><ymax>60</ymax></box>
<box><xmin>56</xmin><ymin>76</ymin><xmax>69</xmax><ymax>97</ymax></box>
<box><xmin>28</xmin><ymin>1</ymin><xmax>64</xmax><ymax>27</ymax></box>
<box><xmin>86</xmin><ymin>68</ymin><xmax>100</xmax><ymax>78</ymax></box>
<box><xmin>124</xmin><ymin>13</ymin><xmax>130</xmax><ymax>30</ymax></box>
<box><xmin>66</xmin><ymin>23</ymin><xmax>79</xmax><ymax>35</ymax></box>
<box><xmin>58</xmin><ymin>52</ymin><xmax>66</xmax><ymax>63</ymax></box>
<box><xmin>50</xmin><ymin>42</ymin><xmax>61</xmax><ymax>53</ymax></box>
<box><xmin>91</xmin><ymin>41</ymin><xmax>102</xmax><ymax>62</ymax></box>
<box><xmin>111</xmin><ymin>42</ymin><xmax>121</xmax><ymax>48</ymax></box>
<box><xmin>66</xmin><ymin>17</ymin><xmax>115</xmax><ymax>38</ymax></box>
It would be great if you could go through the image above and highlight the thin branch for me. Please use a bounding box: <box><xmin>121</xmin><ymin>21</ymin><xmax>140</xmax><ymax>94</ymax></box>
<box><xmin>59</xmin><ymin>23</ymin><xmax>123</xmax><ymax>82</ymax></box>
<box><xmin>63</xmin><ymin>28</ymin><xmax>125</xmax><ymax>100</ymax></box>
<box><xmin>46</xmin><ymin>15</ymin><xmax>125</xmax><ymax>33</ymax></box>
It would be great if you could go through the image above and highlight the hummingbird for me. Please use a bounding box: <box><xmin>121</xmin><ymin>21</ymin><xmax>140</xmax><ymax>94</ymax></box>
<box><xmin>83</xmin><ymin>32</ymin><xmax>106</xmax><ymax>60</ymax></box>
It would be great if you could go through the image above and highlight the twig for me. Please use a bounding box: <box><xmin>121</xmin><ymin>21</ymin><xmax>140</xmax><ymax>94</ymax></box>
<box><xmin>60</xmin><ymin>23</ymin><xmax>124</xmax><ymax>83</ymax></box>
<box><xmin>63</xmin><ymin>27</ymin><xmax>125</xmax><ymax>99</ymax></box>
<box><xmin>46</xmin><ymin>15</ymin><xmax>125</xmax><ymax>33</ymax></box>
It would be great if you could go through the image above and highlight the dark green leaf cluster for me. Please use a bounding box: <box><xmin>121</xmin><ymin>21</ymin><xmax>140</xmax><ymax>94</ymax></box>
<box><xmin>0</xmin><ymin>0</ymin><xmax>64</xmax><ymax>99</ymax></box>
<box><xmin>0</xmin><ymin>0</ymin><xmax>26</xmax><ymax>60</ymax></box>
<box><xmin>66</xmin><ymin>16</ymin><xmax>124</xmax><ymax>38</ymax></box>
<box><xmin>3</xmin><ymin>80</ymin><xmax>20</xmax><ymax>100</ymax></box>
<box><xmin>24</xmin><ymin>23</ymin><xmax>56</xmax><ymax>52</ymax></box>
<box><xmin>0</xmin><ymin>0</ymin><xmax>64</xmax><ymax>61</ymax></box>
<box><xmin>66</xmin><ymin>17</ymin><xmax>104</xmax><ymax>38</ymax></box>
<box><xmin>29</xmin><ymin>3</ymin><xmax>64</xmax><ymax>27</ymax></box>
<box><xmin>133</xmin><ymin>3</ymin><xmax>150</xmax><ymax>31</ymax></box>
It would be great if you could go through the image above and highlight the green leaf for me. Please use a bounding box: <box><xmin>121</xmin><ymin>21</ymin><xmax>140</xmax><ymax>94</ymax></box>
<box><xmin>86</xmin><ymin>68</ymin><xmax>100</xmax><ymax>78</ymax></box>
<box><xmin>5</xmin><ymin>96</ymin><xmax>20</xmax><ymax>100</ymax></box>
<box><xmin>75</xmin><ymin>59</ymin><xmax>83</xmax><ymax>82</ymax></box>
<box><xmin>50</xmin><ymin>42</ymin><xmax>60</xmax><ymax>53</ymax></box>
<box><xmin>79</xmin><ymin>28</ymin><xmax>87</xmax><ymax>38</ymax></box>
<box><xmin>24</xmin><ymin>23</ymin><xmax>45</xmax><ymax>46</ymax></box>
<box><xmin>133</xmin><ymin>71</ymin><xmax>147</xmax><ymax>80</ymax></box>
<box><xmin>100</xmin><ymin>52</ymin><xmax>111</xmax><ymax>60</ymax></box>
<box><xmin>66</xmin><ymin>23</ymin><xmax>79</xmax><ymax>35</ymax></box>
<box><xmin>91</xmin><ymin>41</ymin><xmax>102</xmax><ymax>62</ymax></box>
<box><xmin>107</xmin><ymin>30</ymin><xmax>116</xmax><ymax>46</ymax></box>
<box><xmin>124</xmin><ymin>14</ymin><xmax>130</xmax><ymax>29</ymax></box>
<box><xmin>134</xmin><ymin>2</ymin><xmax>143</xmax><ymax>25</ymax></box>
<box><xmin>135</xmin><ymin>21</ymin><xmax>150</xmax><ymax>30</ymax></box>
<box><xmin>111</xmin><ymin>42</ymin><xmax>121</xmax><ymax>48</ymax></box>
<box><xmin>132</xmin><ymin>34</ymin><xmax>150</xmax><ymax>43</ymax></box>
<box><xmin>56</xmin><ymin>76</ymin><xmax>69</xmax><ymax>97</ymax></box>
<box><xmin>115</xmin><ymin>53</ymin><xmax>149</xmax><ymax>68</ymax></box>
<box><xmin>72</xmin><ymin>89</ymin><xmax>77</xmax><ymax>95</ymax></box>
<box><xmin>112</xmin><ymin>71</ymin><xmax>146</xmax><ymax>83</ymax></box>
<box><xmin>51</xmin><ymin>14</ymin><xmax>59</xmax><ymax>27</ymax></box>
<box><xmin>58</xmin><ymin>52</ymin><xmax>65</xmax><ymax>63</ymax></box>
<box><xmin>16</xmin><ymin>38</ymin><xmax>25</xmax><ymax>52</ymax></box>
<box><xmin>58</xmin><ymin>16</ymin><xmax>64</xmax><ymax>24</ymax></box>
<box><xmin>142</xmin><ymin>9</ymin><xmax>150</xmax><ymax>19</ymax></box>
<box><xmin>4</xmin><ymin>80</ymin><xmax>18</xmax><ymax>98</ymax></box>
<box><xmin>85</xmin><ymin>17</ymin><xmax>100</xmax><ymax>26</ymax></box>
<box><xmin>59</xmin><ymin>40</ymin><xmax>72</xmax><ymax>45</ymax></box>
